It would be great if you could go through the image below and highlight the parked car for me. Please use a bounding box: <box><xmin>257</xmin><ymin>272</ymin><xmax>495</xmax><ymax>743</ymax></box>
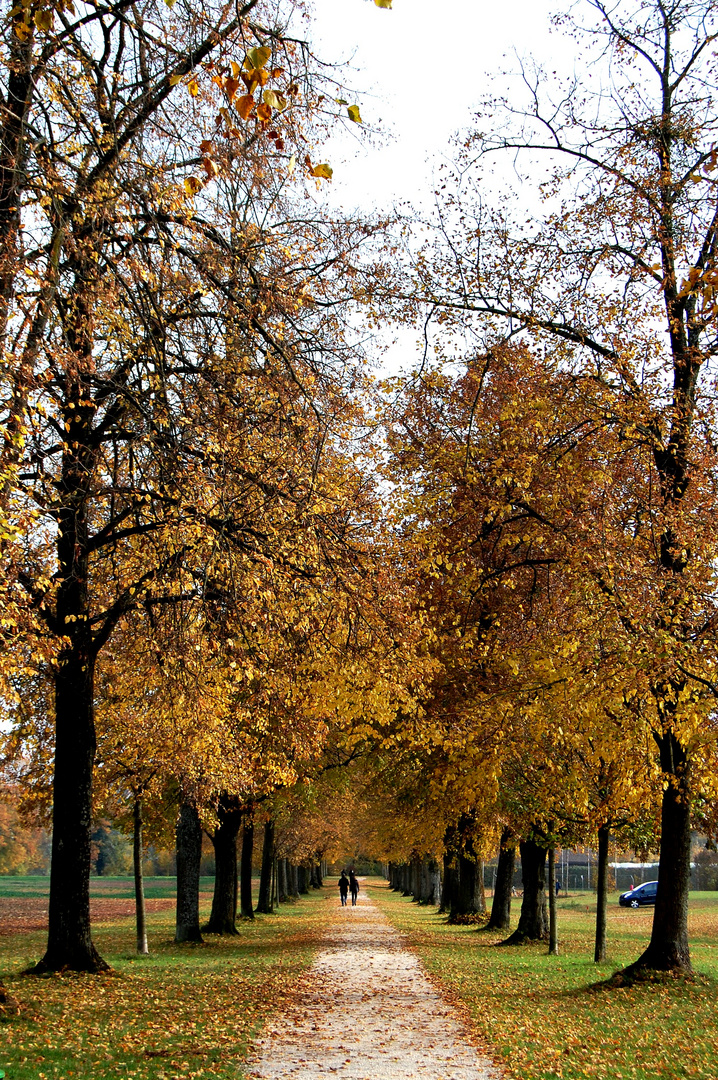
<box><xmin>619</xmin><ymin>880</ymin><xmax>658</xmax><ymax>907</ymax></box>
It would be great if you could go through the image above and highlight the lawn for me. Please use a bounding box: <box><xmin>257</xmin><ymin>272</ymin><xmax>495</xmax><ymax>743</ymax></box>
<box><xmin>0</xmin><ymin>880</ymin><xmax>332</xmax><ymax>1080</ymax></box>
<box><xmin>369</xmin><ymin>881</ymin><xmax>718</xmax><ymax>1080</ymax></box>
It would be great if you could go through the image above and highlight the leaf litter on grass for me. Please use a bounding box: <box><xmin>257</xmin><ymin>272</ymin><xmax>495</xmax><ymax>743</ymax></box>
<box><xmin>370</xmin><ymin>882</ymin><xmax>718</xmax><ymax>1080</ymax></box>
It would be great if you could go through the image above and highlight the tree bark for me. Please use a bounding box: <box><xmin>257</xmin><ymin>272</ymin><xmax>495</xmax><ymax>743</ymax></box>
<box><xmin>548</xmin><ymin>847</ymin><xmax>558</xmax><ymax>956</ymax></box>
<box><xmin>297</xmin><ymin>864</ymin><xmax>309</xmax><ymax>894</ymax></box>
<box><xmin>487</xmin><ymin>829</ymin><xmax>515</xmax><ymax>930</ymax></box>
<box><xmin>133</xmin><ymin>797</ymin><xmax>148</xmax><ymax>955</ymax></box>
<box><xmin>239</xmin><ymin>818</ymin><xmax>255</xmax><ymax>920</ymax></box>
<box><xmin>278</xmin><ymin>857</ymin><xmax>288</xmax><ymax>903</ymax></box>
<box><xmin>439</xmin><ymin>853</ymin><xmax>454</xmax><ymax>914</ymax></box>
<box><xmin>594</xmin><ymin>824</ymin><xmax>610</xmax><ymax>963</ymax></box>
<box><xmin>255</xmin><ymin>820</ymin><xmax>275</xmax><ymax>914</ymax></box>
<box><xmin>625</xmin><ymin>731</ymin><xmax>692</xmax><ymax>974</ymax></box>
<box><xmin>34</xmin><ymin>648</ymin><xmax>107</xmax><ymax>972</ymax></box>
<box><xmin>175</xmin><ymin>800</ymin><xmax>203</xmax><ymax>943</ymax></box>
<box><xmin>289</xmin><ymin>861</ymin><xmax>299</xmax><ymax>897</ymax></box>
<box><xmin>502</xmin><ymin>839</ymin><xmax>548</xmax><ymax>944</ymax></box>
<box><xmin>206</xmin><ymin>800</ymin><xmax>242</xmax><ymax>934</ymax></box>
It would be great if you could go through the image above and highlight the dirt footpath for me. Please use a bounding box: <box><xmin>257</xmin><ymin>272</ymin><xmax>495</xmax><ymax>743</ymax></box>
<box><xmin>247</xmin><ymin>886</ymin><xmax>500</xmax><ymax>1080</ymax></box>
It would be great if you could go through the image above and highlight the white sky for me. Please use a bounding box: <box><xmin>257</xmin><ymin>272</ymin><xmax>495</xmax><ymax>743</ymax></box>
<box><xmin>308</xmin><ymin>0</ymin><xmax>562</xmax><ymax>213</ymax></box>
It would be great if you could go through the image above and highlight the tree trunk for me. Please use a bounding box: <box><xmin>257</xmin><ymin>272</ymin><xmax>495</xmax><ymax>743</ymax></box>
<box><xmin>428</xmin><ymin>858</ymin><xmax>442</xmax><ymax>905</ymax></box>
<box><xmin>206</xmin><ymin>801</ymin><xmax>242</xmax><ymax>934</ymax></box>
<box><xmin>315</xmin><ymin>860</ymin><xmax>323</xmax><ymax>887</ymax></box>
<box><xmin>278</xmin><ymin>857</ymin><xmax>288</xmax><ymax>903</ymax></box>
<box><xmin>297</xmin><ymin>864</ymin><xmax>309</xmax><ymax>894</ymax></box>
<box><xmin>239</xmin><ymin>818</ymin><xmax>255</xmax><ymax>920</ymax></box>
<box><xmin>133</xmin><ymin>797</ymin><xmax>148</xmax><ymax>955</ymax></box>
<box><xmin>439</xmin><ymin>853</ymin><xmax>454</xmax><ymax>914</ymax></box>
<box><xmin>548</xmin><ymin>847</ymin><xmax>558</xmax><ymax>956</ymax></box>
<box><xmin>451</xmin><ymin>851</ymin><xmax>482</xmax><ymax>918</ymax></box>
<box><xmin>502</xmin><ymin>839</ymin><xmax>548</xmax><ymax>944</ymax></box>
<box><xmin>289</xmin><ymin>862</ymin><xmax>299</xmax><ymax>897</ymax></box>
<box><xmin>626</xmin><ymin>731</ymin><xmax>692</xmax><ymax>974</ymax></box>
<box><xmin>255</xmin><ymin>820</ymin><xmax>275</xmax><ymax>914</ymax></box>
<box><xmin>175</xmin><ymin>800</ymin><xmax>203</xmax><ymax>943</ymax></box>
<box><xmin>34</xmin><ymin>649</ymin><xmax>107</xmax><ymax>973</ymax></box>
<box><xmin>487</xmin><ymin>829</ymin><xmax>515</xmax><ymax>930</ymax></box>
<box><xmin>594</xmin><ymin>824</ymin><xmax>610</xmax><ymax>963</ymax></box>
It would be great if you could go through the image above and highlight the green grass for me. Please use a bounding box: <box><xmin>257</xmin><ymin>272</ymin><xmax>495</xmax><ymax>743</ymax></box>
<box><xmin>0</xmin><ymin>877</ymin><xmax>258</xmax><ymax>900</ymax></box>
<box><xmin>0</xmin><ymin>884</ymin><xmax>332</xmax><ymax>1080</ymax></box>
<box><xmin>369</xmin><ymin>881</ymin><xmax>718</xmax><ymax>1080</ymax></box>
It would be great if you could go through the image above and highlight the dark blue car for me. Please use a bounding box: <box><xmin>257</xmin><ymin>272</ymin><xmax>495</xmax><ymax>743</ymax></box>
<box><xmin>619</xmin><ymin>880</ymin><xmax>658</xmax><ymax>907</ymax></box>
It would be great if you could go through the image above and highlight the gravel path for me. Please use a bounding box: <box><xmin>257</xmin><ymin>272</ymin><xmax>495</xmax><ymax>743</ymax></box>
<box><xmin>247</xmin><ymin>885</ymin><xmax>501</xmax><ymax>1080</ymax></box>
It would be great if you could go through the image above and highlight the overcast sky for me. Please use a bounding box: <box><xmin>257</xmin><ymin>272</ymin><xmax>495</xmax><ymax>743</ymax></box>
<box><xmin>308</xmin><ymin>0</ymin><xmax>561</xmax><ymax>213</ymax></box>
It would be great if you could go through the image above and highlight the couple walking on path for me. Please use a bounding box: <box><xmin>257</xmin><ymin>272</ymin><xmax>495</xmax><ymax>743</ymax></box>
<box><xmin>338</xmin><ymin>870</ymin><xmax>360</xmax><ymax>906</ymax></box>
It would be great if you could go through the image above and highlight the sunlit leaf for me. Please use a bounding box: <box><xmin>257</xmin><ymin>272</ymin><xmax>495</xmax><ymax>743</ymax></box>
<box><xmin>187</xmin><ymin>79</ymin><xmax>199</xmax><ymax>97</ymax></box>
<box><xmin>309</xmin><ymin>162</ymin><xmax>333</xmax><ymax>180</ymax></box>
<box><xmin>347</xmin><ymin>105</ymin><xmax>362</xmax><ymax>123</ymax></box>
<box><xmin>374</xmin><ymin>0</ymin><xmax>392</xmax><ymax>7</ymax></box>
<box><xmin>246</xmin><ymin>46</ymin><xmax>271</xmax><ymax>70</ymax></box>
<box><xmin>257</xmin><ymin>102</ymin><xmax>272</xmax><ymax>122</ymax></box>
<box><xmin>236</xmin><ymin>94</ymin><xmax>255</xmax><ymax>120</ymax></box>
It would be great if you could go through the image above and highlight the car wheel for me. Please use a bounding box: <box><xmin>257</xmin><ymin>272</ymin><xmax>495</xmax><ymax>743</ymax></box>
<box><xmin>630</xmin><ymin>899</ymin><xmax>640</xmax><ymax>908</ymax></box>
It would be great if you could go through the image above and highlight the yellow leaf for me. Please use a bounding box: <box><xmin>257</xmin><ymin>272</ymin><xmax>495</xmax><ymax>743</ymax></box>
<box><xmin>288</xmin><ymin>154</ymin><xmax>296</xmax><ymax>175</ymax></box>
<box><xmin>188</xmin><ymin>79</ymin><xmax>199</xmax><ymax>97</ymax></box>
<box><xmin>374</xmin><ymin>0</ymin><xmax>392</xmax><ymax>7</ymax></box>
<box><xmin>263</xmin><ymin>89</ymin><xmax>280</xmax><ymax>110</ymax></box>
<box><xmin>170</xmin><ymin>74</ymin><xmax>183</xmax><ymax>87</ymax></box>
<box><xmin>309</xmin><ymin>162</ymin><xmax>333</xmax><ymax>180</ymax></box>
<box><xmin>347</xmin><ymin>104</ymin><xmax>362</xmax><ymax>123</ymax></box>
<box><xmin>257</xmin><ymin>102</ymin><xmax>272</xmax><ymax>122</ymax></box>
<box><xmin>183</xmin><ymin>176</ymin><xmax>203</xmax><ymax>196</ymax></box>
<box><xmin>246</xmin><ymin>46</ymin><xmax>271</xmax><ymax>70</ymax></box>
<box><xmin>34</xmin><ymin>7</ymin><xmax>53</xmax><ymax>30</ymax></box>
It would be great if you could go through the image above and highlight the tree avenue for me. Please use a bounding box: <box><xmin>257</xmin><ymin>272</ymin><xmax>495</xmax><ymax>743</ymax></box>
<box><xmin>2</xmin><ymin>0</ymin><xmax>718</xmax><ymax>997</ymax></box>
<box><xmin>383</xmin><ymin>0</ymin><xmax>718</xmax><ymax>974</ymax></box>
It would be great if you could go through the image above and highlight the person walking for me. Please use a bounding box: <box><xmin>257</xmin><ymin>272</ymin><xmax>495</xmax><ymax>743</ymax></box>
<box><xmin>349</xmin><ymin>870</ymin><xmax>360</xmax><ymax>906</ymax></box>
<box><xmin>338</xmin><ymin>871</ymin><xmax>349</xmax><ymax>906</ymax></box>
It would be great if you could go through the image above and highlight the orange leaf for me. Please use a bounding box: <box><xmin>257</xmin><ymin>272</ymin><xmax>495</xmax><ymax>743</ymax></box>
<box><xmin>236</xmin><ymin>94</ymin><xmax>255</xmax><ymax>120</ymax></box>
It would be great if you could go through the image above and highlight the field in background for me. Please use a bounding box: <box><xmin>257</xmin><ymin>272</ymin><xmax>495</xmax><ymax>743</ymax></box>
<box><xmin>370</xmin><ymin>880</ymin><xmax>718</xmax><ymax>1080</ymax></box>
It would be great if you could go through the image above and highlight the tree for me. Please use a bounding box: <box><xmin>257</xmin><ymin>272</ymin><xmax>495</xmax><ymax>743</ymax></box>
<box><xmin>401</xmin><ymin>0</ymin><xmax>718</xmax><ymax>974</ymax></box>
<box><xmin>0</xmin><ymin>0</ymin><xmax>386</xmax><ymax>971</ymax></box>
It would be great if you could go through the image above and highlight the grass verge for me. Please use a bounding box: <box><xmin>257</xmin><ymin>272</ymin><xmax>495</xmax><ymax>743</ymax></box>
<box><xmin>369</xmin><ymin>880</ymin><xmax>718</xmax><ymax>1080</ymax></box>
<box><xmin>0</xmin><ymin>886</ymin><xmax>331</xmax><ymax>1080</ymax></box>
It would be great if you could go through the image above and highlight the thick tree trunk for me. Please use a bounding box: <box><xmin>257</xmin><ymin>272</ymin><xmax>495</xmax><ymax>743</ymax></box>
<box><xmin>411</xmin><ymin>854</ymin><xmax>421</xmax><ymax>900</ymax></box>
<box><xmin>548</xmin><ymin>847</ymin><xmax>558</xmax><ymax>956</ymax></box>
<box><xmin>35</xmin><ymin>649</ymin><xmax>107</xmax><ymax>972</ymax></box>
<box><xmin>625</xmin><ymin>731</ymin><xmax>692</xmax><ymax>974</ymax></box>
<box><xmin>502</xmin><ymin>839</ymin><xmax>548</xmax><ymax>944</ymax></box>
<box><xmin>206</xmin><ymin>801</ymin><xmax>242</xmax><ymax>934</ymax></box>
<box><xmin>289</xmin><ymin>862</ymin><xmax>299</xmax><ymax>897</ymax></box>
<box><xmin>315</xmin><ymin>860</ymin><xmax>323</xmax><ymax>888</ymax></box>
<box><xmin>239</xmin><ymin>818</ymin><xmax>255</xmax><ymax>920</ymax></box>
<box><xmin>487</xmin><ymin>829</ymin><xmax>515</xmax><ymax>930</ymax></box>
<box><xmin>133</xmin><ymin>797</ymin><xmax>148</xmax><ymax>955</ymax></box>
<box><xmin>255</xmin><ymin>820</ymin><xmax>275</xmax><ymax>914</ymax></box>
<box><xmin>594</xmin><ymin>824</ymin><xmax>610</xmax><ymax>963</ymax></box>
<box><xmin>451</xmin><ymin>852</ymin><xmax>483</xmax><ymax>918</ymax></box>
<box><xmin>175</xmin><ymin>800</ymin><xmax>203</xmax><ymax>943</ymax></box>
<box><xmin>297</xmin><ymin>864</ymin><xmax>309</xmax><ymax>894</ymax></box>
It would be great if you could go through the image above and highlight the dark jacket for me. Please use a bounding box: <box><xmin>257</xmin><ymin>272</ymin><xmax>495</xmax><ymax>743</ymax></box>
<box><xmin>338</xmin><ymin>874</ymin><xmax>349</xmax><ymax>895</ymax></box>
